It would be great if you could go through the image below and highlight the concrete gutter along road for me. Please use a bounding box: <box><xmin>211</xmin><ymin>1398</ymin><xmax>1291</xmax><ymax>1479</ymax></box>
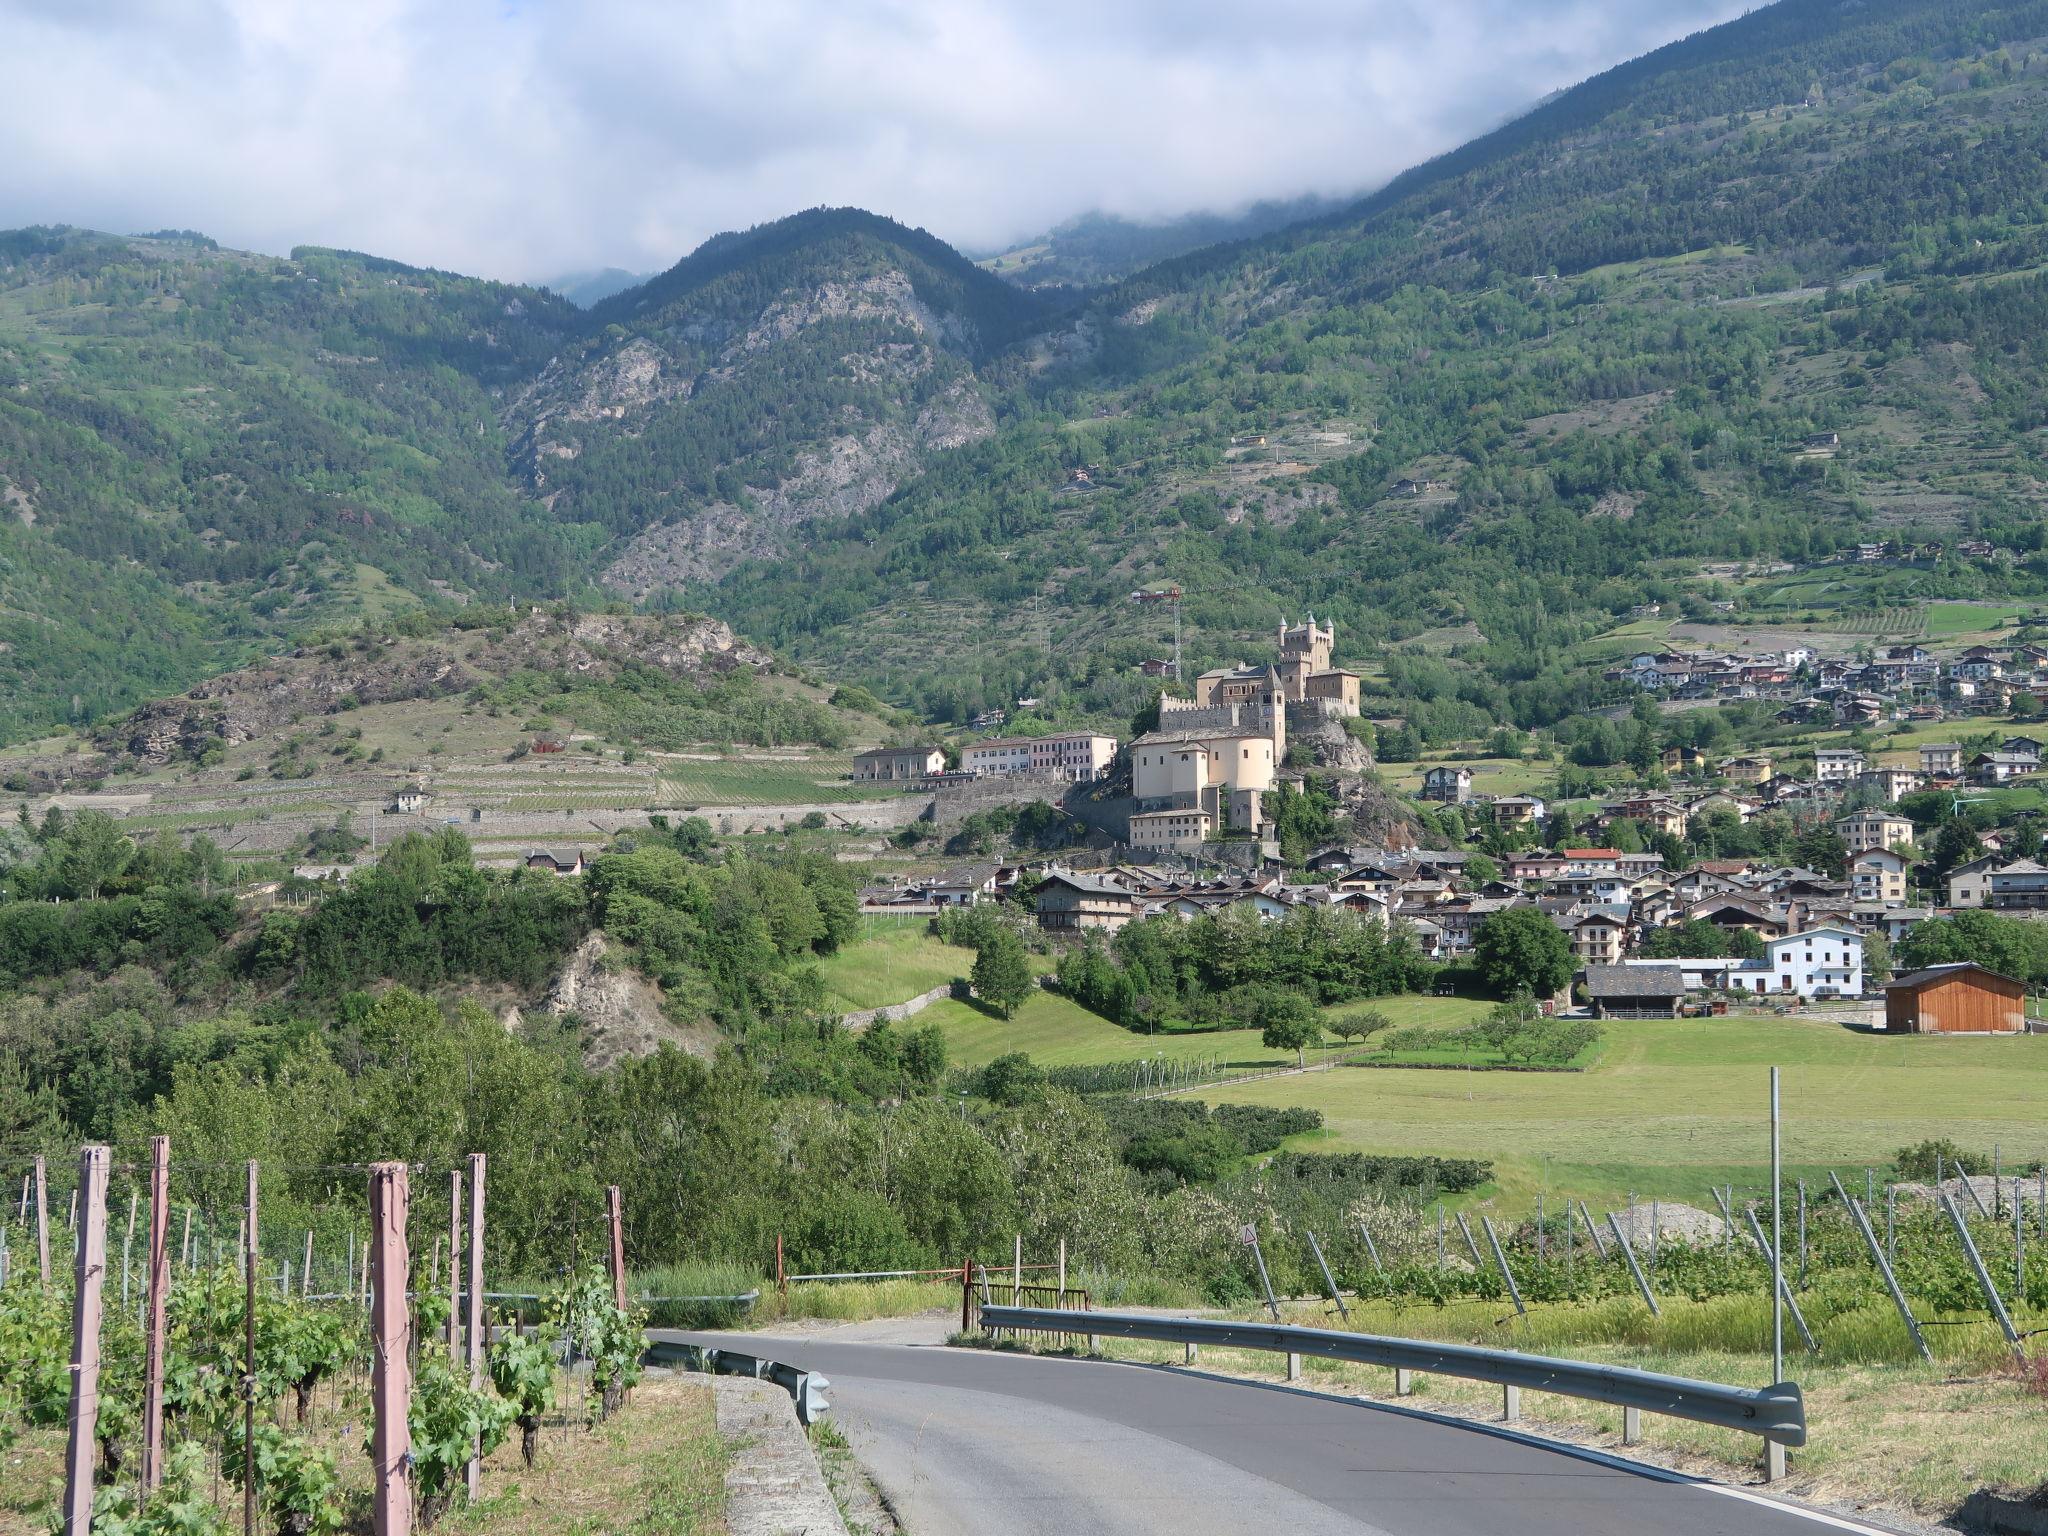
<box><xmin>654</xmin><ymin>1322</ymin><xmax>1906</xmax><ymax>1536</ymax></box>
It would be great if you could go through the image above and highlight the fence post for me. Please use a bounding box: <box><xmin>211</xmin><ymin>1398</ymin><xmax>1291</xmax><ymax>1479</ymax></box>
<box><xmin>1357</xmin><ymin>1219</ymin><xmax>1385</xmax><ymax>1279</ymax></box>
<box><xmin>141</xmin><ymin>1135</ymin><xmax>170</xmax><ymax>1491</ymax></box>
<box><xmin>1578</xmin><ymin>1200</ymin><xmax>1609</xmax><ymax>1259</ymax></box>
<box><xmin>1480</xmin><ymin>1216</ymin><xmax>1526</xmax><ymax>1318</ymax></box>
<box><xmin>960</xmin><ymin>1257</ymin><xmax>972</xmax><ymax>1334</ymax></box>
<box><xmin>1742</xmin><ymin>1206</ymin><xmax>1817</xmax><ymax>1354</ymax></box>
<box><xmin>1796</xmin><ymin>1181</ymin><xmax>1807</xmax><ymax>1288</ymax></box>
<box><xmin>182</xmin><ymin>1207</ymin><xmax>193</xmax><ymax>1272</ymax></box>
<box><xmin>1013</xmin><ymin>1233</ymin><xmax>1021</xmax><ymax>1306</ymax></box>
<box><xmin>1247</xmin><ymin>1231</ymin><xmax>1281</xmax><ymax>1321</ymax></box>
<box><xmin>1305</xmin><ymin>1230</ymin><xmax>1349</xmax><ymax>1322</ymax></box>
<box><xmin>369</xmin><ymin>1163</ymin><xmax>412</xmax><ymax>1536</ymax></box>
<box><xmin>1606</xmin><ymin>1213</ymin><xmax>1660</xmax><ymax>1317</ymax></box>
<box><xmin>1828</xmin><ymin>1172</ymin><xmax>1929</xmax><ymax>1364</ymax></box>
<box><xmin>775</xmin><ymin>1234</ymin><xmax>785</xmax><ymax>1296</ymax></box>
<box><xmin>447</xmin><ymin>1169</ymin><xmax>463</xmax><ymax>1358</ymax></box>
<box><xmin>61</xmin><ymin>1145</ymin><xmax>110</xmax><ymax>1536</ymax></box>
<box><xmin>303</xmin><ymin>1231</ymin><xmax>314</xmax><ymax>1299</ymax></box>
<box><xmin>466</xmin><ymin>1153</ymin><xmax>486</xmax><ymax>1498</ymax></box>
<box><xmin>1939</xmin><ymin>1189</ymin><xmax>2022</xmax><ymax>1361</ymax></box>
<box><xmin>1454</xmin><ymin>1212</ymin><xmax>1484</xmax><ymax>1267</ymax></box>
<box><xmin>605</xmin><ymin>1185</ymin><xmax>626</xmax><ymax>1311</ymax></box>
<box><xmin>244</xmin><ymin>1161</ymin><xmax>259</xmax><ymax>1536</ymax></box>
<box><xmin>1057</xmin><ymin>1237</ymin><xmax>1066</xmax><ymax>1295</ymax></box>
<box><xmin>34</xmin><ymin>1153</ymin><xmax>49</xmax><ymax>1283</ymax></box>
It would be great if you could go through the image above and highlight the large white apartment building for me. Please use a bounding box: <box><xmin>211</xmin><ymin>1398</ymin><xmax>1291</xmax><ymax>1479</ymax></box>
<box><xmin>962</xmin><ymin>732</ymin><xmax>1118</xmax><ymax>782</ymax></box>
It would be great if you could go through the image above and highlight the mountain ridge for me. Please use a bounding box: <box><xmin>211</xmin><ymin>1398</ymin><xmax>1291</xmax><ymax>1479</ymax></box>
<box><xmin>4</xmin><ymin>0</ymin><xmax>2048</xmax><ymax>747</ymax></box>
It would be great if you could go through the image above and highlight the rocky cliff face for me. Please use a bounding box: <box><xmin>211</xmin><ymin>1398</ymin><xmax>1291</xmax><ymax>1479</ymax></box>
<box><xmin>107</xmin><ymin>610</ymin><xmax>771</xmax><ymax>764</ymax></box>
<box><xmin>507</xmin><ymin>257</ymin><xmax>1003</xmax><ymax>591</ymax></box>
<box><xmin>542</xmin><ymin>932</ymin><xmax>716</xmax><ymax>1069</ymax></box>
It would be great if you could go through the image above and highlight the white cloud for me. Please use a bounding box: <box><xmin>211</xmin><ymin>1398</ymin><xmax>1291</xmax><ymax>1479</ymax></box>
<box><xmin>0</xmin><ymin>0</ymin><xmax>1752</xmax><ymax>282</ymax></box>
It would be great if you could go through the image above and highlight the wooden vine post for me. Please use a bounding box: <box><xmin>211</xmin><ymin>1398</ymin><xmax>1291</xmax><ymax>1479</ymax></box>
<box><xmin>141</xmin><ymin>1135</ymin><xmax>171</xmax><ymax>1491</ymax></box>
<box><xmin>465</xmin><ymin>1153</ymin><xmax>486</xmax><ymax>1499</ymax></box>
<box><xmin>243</xmin><ymin>1161</ymin><xmax>259</xmax><ymax>1536</ymax></box>
<box><xmin>606</xmin><ymin>1185</ymin><xmax>626</xmax><ymax>1311</ymax></box>
<box><xmin>34</xmin><ymin>1153</ymin><xmax>50</xmax><ymax>1283</ymax></box>
<box><xmin>368</xmin><ymin>1163</ymin><xmax>412</xmax><ymax>1536</ymax></box>
<box><xmin>447</xmin><ymin>1168</ymin><xmax>462</xmax><ymax>1358</ymax></box>
<box><xmin>61</xmin><ymin>1146</ymin><xmax>110</xmax><ymax>1536</ymax></box>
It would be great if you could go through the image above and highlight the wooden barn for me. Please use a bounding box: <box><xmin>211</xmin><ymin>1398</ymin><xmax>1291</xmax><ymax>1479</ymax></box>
<box><xmin>1882</xmin><ymin>963</ymin><xmax>2027</xmax><ymax>1035</ymax></box>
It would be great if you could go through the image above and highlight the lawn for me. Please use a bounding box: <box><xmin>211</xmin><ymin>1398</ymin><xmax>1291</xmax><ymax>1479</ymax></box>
<box><xmin>1922</xmin><ymin>600</ymin><xmax>2025</xmax><ymax>638</ymax></box>
<box><xmin>925</xmin><ymin>989</ymin><xmax>1491</xmax><ymax>1072</ymax></box>
<box><xmin>1197</xmin><ymin>1013</ymin><xmax>2048</xmax><ymax>1213</ymax></box>
<box><xmin>811</xmin><ymin>925</ymin><xmax>980</xmax><ymax>1011</ymax></box>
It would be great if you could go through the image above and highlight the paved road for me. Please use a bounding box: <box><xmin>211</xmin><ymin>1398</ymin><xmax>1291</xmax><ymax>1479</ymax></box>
<box><xmin>658</xmin><ymin>1327</ymin><xmax>1897</xmax><ymax>1536</ymax></box>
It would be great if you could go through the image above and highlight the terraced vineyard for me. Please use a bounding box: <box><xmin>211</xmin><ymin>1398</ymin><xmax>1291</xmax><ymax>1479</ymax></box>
<box><xmin>655</xmin><ymin>756</ymin><xmax>900</xmax><ymax>806</ymax></box>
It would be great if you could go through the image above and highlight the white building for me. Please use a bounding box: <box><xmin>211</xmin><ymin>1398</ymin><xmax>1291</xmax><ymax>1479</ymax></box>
<box><xmin>1848</xmin><ymin>847</ymin><xmax>1908</xmax><ymax>905</ymax></box>
<box><xmin>962</xmin><ymin>732</ymin><xmax>1117</xmax><ymax>782</ymax></box>
<box><xmin>1813</xmin><ymin>748</ymin><xmax>1865</xmax><ymax>784</ymax></box>
<box><xmin>1755</xmin><ymin>925</ymin><xmax>1864</xmax><ymax>998</ymax></box>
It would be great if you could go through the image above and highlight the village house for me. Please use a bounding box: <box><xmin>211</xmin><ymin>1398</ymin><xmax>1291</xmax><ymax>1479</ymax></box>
<box><xmin>1813</xmin><ymin>748</ymin><xmax>1866</xmax><ymax>784</ymax></box>
<box><xmin>391</xmin><ymin>785</ymin><xmax>428</xmax><ymax>814</ymax></box>
<box><xmin>962</xmin><ymin>731</ymin><xmax>1117</xmax><ymax>782</ymax></box>
<box><xmin>1128</xmin><ymin>806</ymin><xmax>1214</xmax><ymax>854</ymax></box>
<box><xmin>1952</xmin><ymin>647</ymin><xmax>2006</xmax><ymax>683</ymax></box>
<box><xmin>1489</xmin><ymin>794</ymin><xmax>1547</xmax><ymax>828</ymax></box>
<box><xmin>1836</xmin><ymin>810</ymin><xmax>1916</xmax><ymax>855</ymax></box>
<box><xmin>525</xmin><ymin>848</ymin><xmax>586</xmax><ymax>876</ymax></box>
<box><xmin>1034</xmin><ymin>870</ymin><xmax>1139</xmax><ymax>932</ymax></box>
<box><xmin>852</xmin><ymin>746</ymin><xmax>946</xmax><ymax>781</ymax></box>
<box><xmin>1760</xmin><ymin>925</ymin><xmax>1864</xmax><ymax>997</ymax></box>
<box><xmin>1970</xmin><ymin>751</ymin><xmax>2037</xmax><ymax>785</ymax></box>
<box><xmin>1420</xmin><ymin>764</ymin><xmax>1474</xmax><ymax>804</ymax></box>
<box><xmin>1720</xmin><ymin>755</ymin><xmax>1774</xmax><ymax>786</ymax></box>
<box><xmin>1561</xmin><ymin>909</ymin><xmax>1630</xmax><ymax>968</ymax></box>
<box><xmin>1987</xmin><ymin>859</ymin><xmax>2048</xmax><ymax>911</ymax></box>
<box><xmin>1661</xmin><ymin>744</ymin><xmax>1710</xmax><ymax>773</ymax></box>
<box><xmin>2003</xmin><ymin>735</ymin><xmax>2045</xmax><ymax>765</ymax></box>
<box><xmin>1859</xmin><ymin>766</ymin><xmax>1922</xmax><ymax>803</ymax></box>
<box><xmin>1948</xmin><ymin>855</ymin><xmax>1999</xmax><ymax>908</ymax></box>
<box><xmin>1919</xmin><ymin>742</ymin><xmax>1963</xmax><ymax>776</ymax></box>
<box><xmin>1848</xmin><ymin>847</ymin><xmax>1909</xmax><ymax>906</ymax></box>
<box><xmin>1505</xmin><ymin>851</ymin><xmax>1569</xmax><ymax>884</ymax></box>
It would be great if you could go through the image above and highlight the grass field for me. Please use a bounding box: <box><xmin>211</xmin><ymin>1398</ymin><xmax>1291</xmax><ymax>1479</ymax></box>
<box><xmin>922</xmin><ymin>988</ymin><xmax>1492</xmax><ymax>1072</ymax></box>
<box><xmin>812</xmin><ymin>925</ymin><xmax>979</xmax><ymax>1011</ymax></box>
<box><xmin>1197</xmin><ymin>1013</ymin><xmax>2048</xmax><ymax>1212</ymax></box>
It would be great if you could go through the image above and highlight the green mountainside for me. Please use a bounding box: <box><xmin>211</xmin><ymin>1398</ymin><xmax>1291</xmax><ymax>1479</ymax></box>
<box><xmin>4</xmin><ymin>0</ymin><xmax>2048</xmax><ymax>745</ymax></box>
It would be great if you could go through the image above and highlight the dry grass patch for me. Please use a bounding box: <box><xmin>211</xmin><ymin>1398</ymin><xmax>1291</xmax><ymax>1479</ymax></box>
<box><xmin>449</xmin><ymin>1375</ymin><xmax>726</xmax><ymax>1536</ymax></box>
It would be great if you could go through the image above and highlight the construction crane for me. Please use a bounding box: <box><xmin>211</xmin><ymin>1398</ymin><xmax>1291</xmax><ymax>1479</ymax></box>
<box><xmin>1128</xmin><ymin>586</ymin><xmax>1183</xmax><ymax>681</ymax></box>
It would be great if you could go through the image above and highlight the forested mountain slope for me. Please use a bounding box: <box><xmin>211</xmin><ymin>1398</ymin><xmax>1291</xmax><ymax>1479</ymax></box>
<box><xmin>3</xmin><ymin>0</ymin><xmax>2048</xmax><ymax>745</ymax></box>
<box><xmin>705</xmin><ymin>0</ymin><xmax>2048</xmax><ymax>728</ymax></box>
<box><xmin>515</xmin><ymin>209</ymin><xmax>1049</xmax><ymax>593</ymax></box>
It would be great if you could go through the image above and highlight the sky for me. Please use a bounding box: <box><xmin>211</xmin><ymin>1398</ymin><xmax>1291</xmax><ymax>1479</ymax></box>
<box><xmin>0</xmin><ymin>0</ymin><xmax>1755</xmax><ymax>285</ymax></box>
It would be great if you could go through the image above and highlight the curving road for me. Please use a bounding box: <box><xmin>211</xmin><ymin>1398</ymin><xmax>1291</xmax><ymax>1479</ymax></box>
<box><xmin>658</xmin><ymin>1324</ymin><xmax>1903</xmax><ymax>1536</ymax></box>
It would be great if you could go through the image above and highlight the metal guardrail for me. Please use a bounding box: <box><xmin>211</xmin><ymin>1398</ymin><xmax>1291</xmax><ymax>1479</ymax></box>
<box><xmin>644</xmin><ymin>1338</ymin><xmax>832</xmax><ymax>1427</ymax></box>
<box><xmin>975</xmin><ymin>1305</ymin><xmax>1806</xmax><ymax>1452</ymax></box>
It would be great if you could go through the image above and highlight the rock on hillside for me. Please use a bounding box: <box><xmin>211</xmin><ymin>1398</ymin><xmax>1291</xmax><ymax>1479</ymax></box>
<box><xmin>107</xmin><ymin>610</ymin><xmax>770</xmax><ymax>764</ymax></box>
<box><xmin>541</xmin><ymin>932</ymin><xmax>716</xmax><ymax>1069</ymax></box>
